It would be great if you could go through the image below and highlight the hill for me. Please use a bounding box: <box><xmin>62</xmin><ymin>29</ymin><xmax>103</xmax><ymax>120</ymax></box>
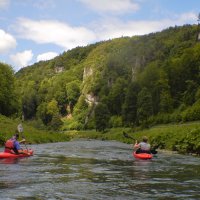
<box><xmin>2</xmin><ymin>24</ymin><xmax>200</xmax><ymax>131</ymax></box>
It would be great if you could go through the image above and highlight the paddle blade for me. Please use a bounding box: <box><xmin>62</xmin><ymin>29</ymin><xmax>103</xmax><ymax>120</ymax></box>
<box><xmin>123</xmin><ymin>132</ymin><xmax>134</xmax><ymax>140</ymax></box>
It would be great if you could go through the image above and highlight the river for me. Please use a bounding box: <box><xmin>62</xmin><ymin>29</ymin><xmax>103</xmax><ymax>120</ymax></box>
<box><xmin>0</xmin><ymin>140</ymin><xmax>200</xmax><ymax>200</ymax></box>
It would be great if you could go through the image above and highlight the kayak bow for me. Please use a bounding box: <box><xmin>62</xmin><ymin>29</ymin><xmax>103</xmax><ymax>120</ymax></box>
<box><xmin>133</xmin><ymin>151</ymin><xmax>152</xmax><ymax>160</ymax></box>
<box><xmin>0</xmin><ymin>149</ymin><xmax>34</xmax><ymax>159</ymax></box>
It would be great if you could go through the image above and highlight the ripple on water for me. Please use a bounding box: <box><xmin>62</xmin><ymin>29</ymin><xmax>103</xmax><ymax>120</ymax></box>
<box><xmin>0</xmin><ymin>140</ymin><xmax>200</xmax><ymax>200</ymax></box>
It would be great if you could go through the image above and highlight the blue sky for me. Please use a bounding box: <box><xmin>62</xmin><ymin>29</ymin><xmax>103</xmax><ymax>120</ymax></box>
<box><xmin>0</xmin><ymin>0</ymin><xmax>199</xmax><ymax>71</ymax></box>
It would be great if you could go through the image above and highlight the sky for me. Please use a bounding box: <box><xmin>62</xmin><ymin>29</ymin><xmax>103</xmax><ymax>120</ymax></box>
<box><xmin>0</xmin><ymin>0</ymin><xmax>199</xmax><ymax>72</ymax></box>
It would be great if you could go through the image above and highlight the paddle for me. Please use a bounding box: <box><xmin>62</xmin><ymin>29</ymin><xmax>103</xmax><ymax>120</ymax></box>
<box><xmin>123</xmin><ymin>131</ymin><xmax>134</xmax><ymax>140</ymax></box>
<box><xmin>17</xmin><ymin>123</ymin><xmax>28</xmax><ymax>151</ymax></box>
<box><xmin>122</xmin><ymin>131</ymin><xmax>158</xmax><ymax>154</ymax></box>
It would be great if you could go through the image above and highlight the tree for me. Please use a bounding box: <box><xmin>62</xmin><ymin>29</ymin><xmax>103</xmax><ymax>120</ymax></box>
<box><xmin>36</xmin><ymin>102</ymin><xmax>49</xmax><ymax>125</ymax></box>
<box><xmin>95</xmin><ymin>103</ymin><xmax>110</xmax><ymax>132</ymax></box>
<box><xmin>49</xmin><ymin>114</ymin><xmax>63</xmax><ymax>130</ymax></box>
<box><xmin>66</xmin><ymin>80</ymin><xmax>80</xmax><ymax>108</ymax></box>
<box><xmin>182</xmin><ymin>80</ymin><xmax>198</xmax><ymax>106</ymax></box>
<box><xmin>108</xmin><ymin>78</ymin><xmax>127</xmax><ymax>115</ymax></box>
<box><xmin>137</xmin><ymin>87</ymin><xmax>153</xmax><ymax>126</ymax></box>
<box><xmin>47</xmin><ymin>99</ymin><xmax>59</xmax><ymax>116</ymax></box>
<box><xmin>0</xmin><ymin>63</ymin><xmax>18</xmax><ymax>116</ymax></box>
<box><xmin>159</xmin><ymin>90</ymin><xmax>173</xmax><ymax>113</ymax></box>
<box><xmin>22</xmin><ymin>81</ymin><xmax>38</xmax><ymax>119</ymax></box>
<box><xmin>122</xmin><ymin>82</ymin><xmax>139</xmax><ymax>126</ymax></box>
<box><xmin>37</xmin><ymin>99</ymin><xmax>60</xmax><ymax>126</ymax></box>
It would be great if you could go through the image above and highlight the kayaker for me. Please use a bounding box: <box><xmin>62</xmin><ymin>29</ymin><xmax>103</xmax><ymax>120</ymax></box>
<box><xmin>4</xmin><ymin>133</ymin><xmax>26</xmax><ymax>154</ymax></box>
<box><xmin>134</xmin><ymin>136</ymin><xmax>151</xmax><ymax>154</ymax></box>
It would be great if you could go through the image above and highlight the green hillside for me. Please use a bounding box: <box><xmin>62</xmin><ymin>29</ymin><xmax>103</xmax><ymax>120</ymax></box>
<box><xmin>12</xmin><ymin>25</ymin><xmax>200</xmax><ymax>130</ymax></box>
<box><xmin>1</xmin><ymin>24</ymin><xmax>200</xmax><ymax>138</ymax></box>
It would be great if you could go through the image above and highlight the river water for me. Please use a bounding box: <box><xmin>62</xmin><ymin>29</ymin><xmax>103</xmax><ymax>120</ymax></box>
<box><xmin>0</xmin><ymin>140</ymin><xmax>200</xmax><ymax>200</ymax></box>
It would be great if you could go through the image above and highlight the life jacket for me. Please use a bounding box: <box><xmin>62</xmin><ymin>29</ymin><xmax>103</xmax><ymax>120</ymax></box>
<box><xmin>4</xmin><ymin>139</ymin><xmax>15</xmax><ymax>153</ymax></box>
<box><xmin>139</xmin><ymin>142</ymin><xmax>150</xmax><ymax>151</ymax></box>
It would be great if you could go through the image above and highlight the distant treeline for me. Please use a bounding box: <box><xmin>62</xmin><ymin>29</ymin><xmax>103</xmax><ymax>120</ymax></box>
<box><xmin>1</xmin><ymin>24</ymin><xmax>200</xmax><ymax>131</ymax></box>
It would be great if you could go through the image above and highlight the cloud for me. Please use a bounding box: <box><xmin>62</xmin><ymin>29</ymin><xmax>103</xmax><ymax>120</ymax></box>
<box><xmin>178</xmin><ymin>12</ymin><xmax>197</xmax><ymax>22</ymax></box>
<box><xmin>16</xmin><ymin>18</ymin><xmax>96</xmax><ymax>50</ymax></box>
<box><xmin>10</xmin><ymin>50</ymin><xmax>33</xmax><ymax>70</ymax></box>
<box><xmin>33</xmin><ymin>0</ymin><xmax>55</xmax><ymax>10</ymax></box>
<box><xmin>79</xmin><ymin>0</ymin><xmax>139</xmax><ymax>14</ymax></box>
<box><xmin>0</xmin><ymin>0</ymin><xmax>9</xmax><ymax>9</ymax></box>
<box><xmin>37</xmin><ymin>51</ymin><xmax>58</xmax><ymax>62</ymax></box>
<box><xmin>0</xmin><ymin>29</ymin><xmax>16</xmax><ymax>53</ymax></box>
<box><xmin>13</xmin><ymin>12</ymin><xmax>196</xmax><ymax>62</ymax></box>
<box><xmin>94</xmin><ymin>12</ymin><xmax>197</xmax><ymax>41</ymax></box>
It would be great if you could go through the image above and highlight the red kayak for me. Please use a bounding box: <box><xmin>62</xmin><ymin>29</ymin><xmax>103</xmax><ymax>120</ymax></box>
<box><xmin>0</xmin><ymin>149</ymin><xmax>34</xmax><ymax>159</ymax></box>
<box><xmin>133</xmin><ymin>151</ymin><xmax>152</xmax><ymax>160</ymax></box>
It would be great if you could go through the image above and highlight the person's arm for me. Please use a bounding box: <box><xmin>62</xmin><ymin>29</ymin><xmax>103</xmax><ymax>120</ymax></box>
<box><xmin>19</xmin><ymin>138</ymin><xmax>26</xmax><ymax>144</ymax></box>
<box><xmin>133</xmin><ymin>140</ymin><xmax>140</xmax><ymax>150</ymax></box>
<box><xmin>15</xmin><ymin>140</ymin><xmax>30</xmax><ymax>155</ymax></box>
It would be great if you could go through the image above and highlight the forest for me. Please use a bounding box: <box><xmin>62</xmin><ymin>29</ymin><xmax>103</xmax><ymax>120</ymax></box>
<box><xmin>1</xmin><ymin>24</ymin><xmax>200</xmax><ymax>132</ymax></box>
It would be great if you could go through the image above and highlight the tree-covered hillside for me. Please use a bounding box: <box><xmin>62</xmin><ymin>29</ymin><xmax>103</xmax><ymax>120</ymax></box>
<box><xmin>2</xmin><ymin>24</ymin><xmax>200</xmax><ymax>131</ymax></box>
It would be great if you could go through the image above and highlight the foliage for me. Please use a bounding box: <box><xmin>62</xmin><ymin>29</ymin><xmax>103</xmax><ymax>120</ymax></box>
<box><xmin>94</xmin><ymin>103</ymin><xmax>110</xmax><ymax>132</ymax></box>
<box><xmin>49</xmin><ymin>114</ymin><xmax>63</xmax><ymax>130</ymax></box>
<box><xmin>109</xmin><ymin>115</ymin><xmax>123</xmax><ymax>128</ymax></box>
<box><xmin>122</xmin><ymin>82</ymin><xmax>139</xmax><ymax>126</ymax></box>
<box><xmin>0</xmin><ymin>114</ymin><xmax>69</xmax><ymax>145</ymax></box>
<box><xmin>1</xmin><ymin>24</ymin><xmax>198</xmax><ymax>131</ymax></box>
<box><xmin>137</xmin><ymin>87</ymin><xmax>153</xmax><ymax>125</ymax></box>
<box><xmin>0</xmin><ymin>63</ymin><xmax>18</xmax><ymax>116</ymax></box>
<box><xmin>66</xmin><ymin>80</ymin><xmax>81</xmax><ymax>107</ymax></box>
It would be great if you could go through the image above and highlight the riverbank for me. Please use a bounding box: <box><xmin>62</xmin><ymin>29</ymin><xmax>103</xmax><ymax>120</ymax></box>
<box><xmin>0</xmin><ymin>115</ymin><xmax>70</xmax><ymax>145</ymax></box>
<box><xmin>65</xmin><ymin>122</ymin><xmax>200</xmax><ymax>155</ymax></box>
<box><xmin>1</xmin><ymin>114</ymin><xmax>200</xmax><ymax>155</ymax></box>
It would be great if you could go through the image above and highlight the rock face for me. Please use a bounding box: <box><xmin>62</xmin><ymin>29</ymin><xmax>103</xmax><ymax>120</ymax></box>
<box><xmin>55</xmin><ymin>66</ymin><xmax>64</xmax><ymax>73</ymax></box>
<box><xmin>83</xmin><ymin>67</ymin><xmax>98</xmax><ymax>105</ymax></box>
<box><xmin>85</xmin><ymin>93</ymin><xmax>98</xmax><ymax>106</ymax></box>
<box><xmin>84</xmin><ymin>93</ymin><xmax>98</xmax><ymax>127</ymax></box>
<box><xmin>82</xmin><ymin>66</ymin><xmax>99</xmax><ymax>126</ymax></box>
<box><xmin>83</xmin><ymin>67</ymin><xmax>93</xmax><ymax>81</ymax></box>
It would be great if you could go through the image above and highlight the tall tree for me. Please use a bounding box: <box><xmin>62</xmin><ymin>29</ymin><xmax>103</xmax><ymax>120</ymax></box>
<box><xmin>108</xmin><ymin>78</ymin><xmax>127</xmax><ymax>115</ymax></box>
<box><xmin>122</xmin><ymin>82</ymin><xmax>139</xmax><ymax>126</ymax></box>
<box><xmin>137</xmin><ymin>87</ymin><xmax>153</xmax><ymax>125</ymax></box>
<box><xmin>0</xmin><ymin>63</ymin><xmax>17</xmax><ymax>116</ymax></box>
<box><xmin>95</xmin><ymin>103</ymin><xmax>110</xmax><ymax>132</ymax></box>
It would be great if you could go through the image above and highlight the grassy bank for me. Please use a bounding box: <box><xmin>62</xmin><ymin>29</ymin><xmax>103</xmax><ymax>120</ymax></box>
<box><xmin>0</xmin><ymin>115</ymin><xmax>70</xmax><ymax>145</ymax></box>
<box><xmin>1</xmin><ymin>114</ymin><xmax>200</xmax><ymax>155</ymax></box>
<box><xmin>65</xmin><ymin>122</ymin><xmax>200</xmax><ymax>155</ymax></box>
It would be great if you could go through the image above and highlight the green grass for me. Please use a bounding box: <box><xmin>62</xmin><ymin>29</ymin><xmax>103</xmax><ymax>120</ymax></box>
<box><xmin>64</xmin><ymin>123</ymin><xmax>200</xmax><ymax>155</ymax></box>
<box><xmin>1</xmin><ymin>114</ymin><xmax>200</xmax><ymax>154</ymax></box>
<box><xmin>0</xmin><ymin>115</ymin><xmax>70</xmax><ymax>145</ymax></box>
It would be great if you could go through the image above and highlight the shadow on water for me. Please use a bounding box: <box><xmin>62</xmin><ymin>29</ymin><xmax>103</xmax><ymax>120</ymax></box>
<box><xmin>0</xmin><ymin>158</ymin><xmax>20</xmax><ymax>165</ymax></box>
<box><xmin>0</xmin><ymin>140</ymin><xmax>200</xmax><ymax>200</ymax></box>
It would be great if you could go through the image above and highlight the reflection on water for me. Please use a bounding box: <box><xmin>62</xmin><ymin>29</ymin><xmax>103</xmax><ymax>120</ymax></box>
<box><xmin>0</xmin><ymin>140</ymin><xmax>200</xmax><ymax>200</ymax></box>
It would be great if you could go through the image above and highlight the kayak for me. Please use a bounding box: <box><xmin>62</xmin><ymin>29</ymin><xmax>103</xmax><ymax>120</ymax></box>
<box><xmin>0</xmin><ymin>149</ymin><xmax>34</xmax><ymax>159</ymax></box>
<box><xmin>133</xmin><ymin>151</ymin><xmax>152</xmax><ymax>159</ymax></box>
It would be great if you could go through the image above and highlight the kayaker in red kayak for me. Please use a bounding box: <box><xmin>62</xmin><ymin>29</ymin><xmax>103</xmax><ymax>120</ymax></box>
<box><xmin>4</xmin><ymin>132</ymin><xmax>26</xmax><ymax>154</ymax></box>
<box><xmin>134</xmin><ymin>136</ymin><xmax>151</xmax><ymax>154</ymax></box>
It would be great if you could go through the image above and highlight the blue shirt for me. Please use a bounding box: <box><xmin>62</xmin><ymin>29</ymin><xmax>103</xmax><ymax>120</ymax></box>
<box><xmin>13</xmin><ymin>140</ymin><xmax>20</xmax><ymax>150</ymax></box>
<box><xmin>10</xmin><ymin>137</ymin><xmax>21</xmax><ymax>151</ymax></box>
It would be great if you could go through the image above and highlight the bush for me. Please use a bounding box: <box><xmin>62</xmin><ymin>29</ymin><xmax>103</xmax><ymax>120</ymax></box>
<box><xmin>109</xmin><ymin>115</ymin><xmax>123</xmax><ymax>128</ymax></box>
<box><xmin>61</xmin><ymin>118</ymin><xmax>83</xmax><ymax>131</ymax></box>
<box><xmin>49</xmin><ymin>115</ymin><xmax>63</xmax><ymax>130</ymax></box>
<box><xmin>182</xmin><ymin>102</ymin><xmax>200</xmax><ymax>122</ymax></box>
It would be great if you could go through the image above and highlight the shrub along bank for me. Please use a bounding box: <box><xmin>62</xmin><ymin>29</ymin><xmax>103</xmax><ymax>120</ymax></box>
<box><xmin>0</xmin><ymin>115</ymin><xmax>70</xmax><ymax>146</ymax></box>
<box><xmin>66</xmin><ymin>122</ymin><xmax>200</xmax><ymax>155</ymax></box>
<box><xmin>1</xmin><ymin>114</ymin><xmax>200</xmax><ymax>155</ymax></box>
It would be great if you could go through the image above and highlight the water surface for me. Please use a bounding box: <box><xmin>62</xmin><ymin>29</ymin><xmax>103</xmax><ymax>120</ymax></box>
<box><xmin>0</xmin><ymin>140</ymin><xmax>200</xmax><ymax>200</ymax></box>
